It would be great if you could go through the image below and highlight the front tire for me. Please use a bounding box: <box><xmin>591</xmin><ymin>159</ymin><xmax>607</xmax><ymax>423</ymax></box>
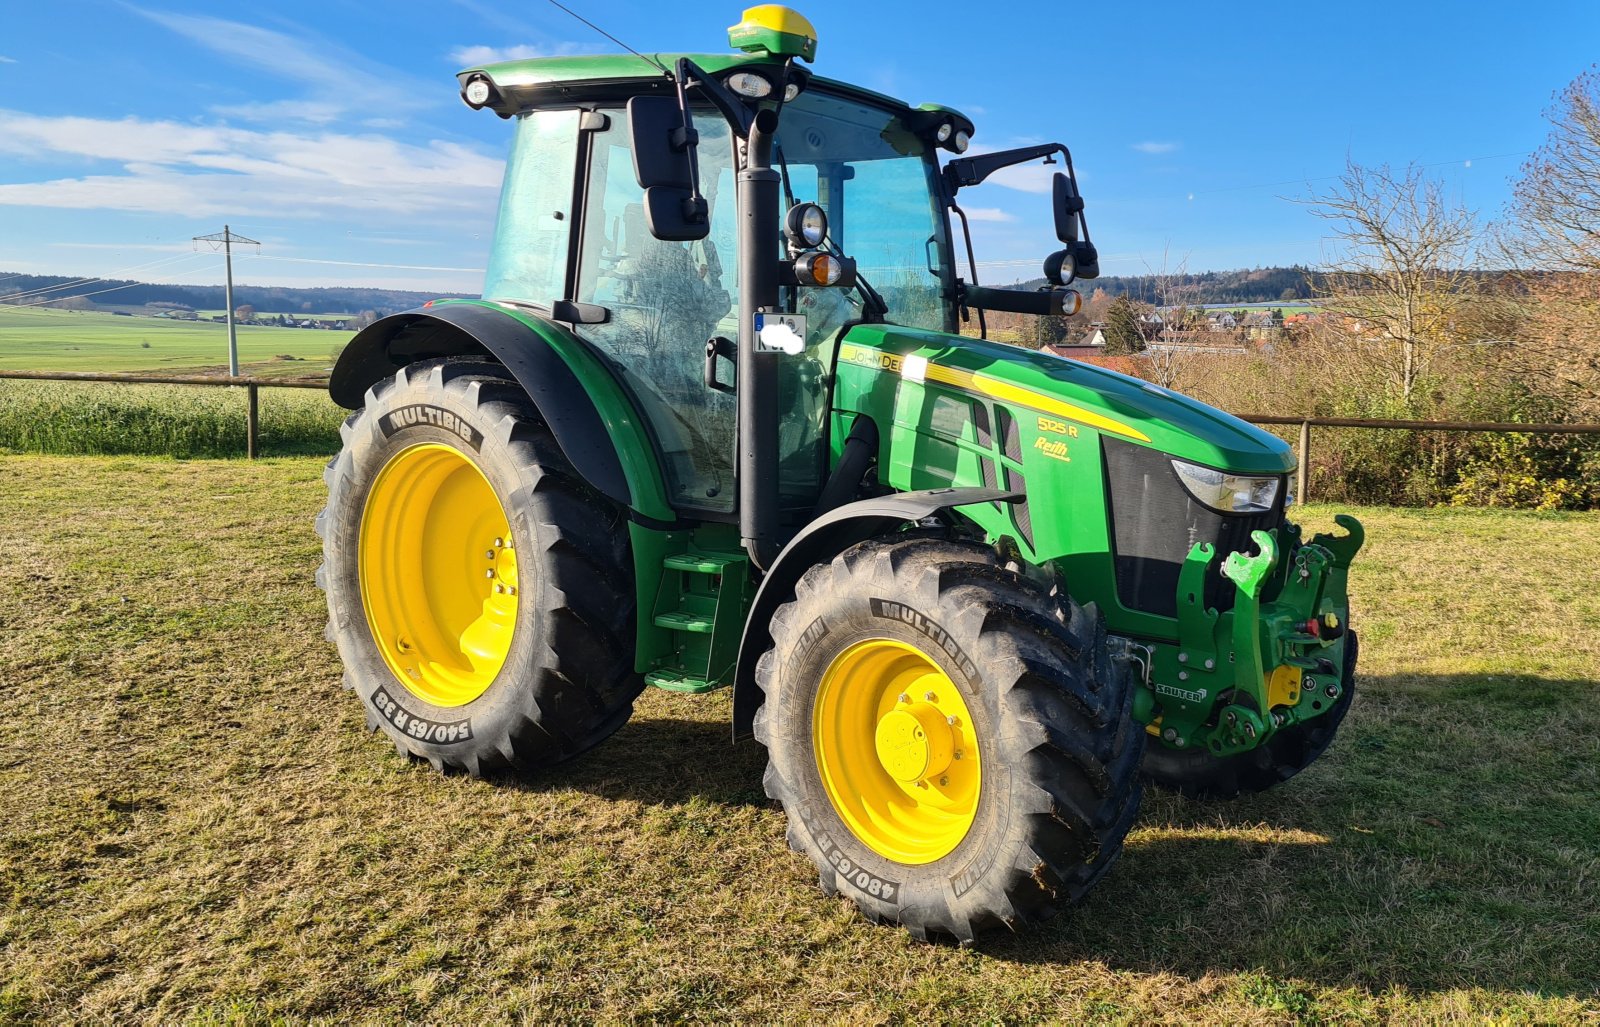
<box><xmin>754</xmin><ymin>538</ymin><xmax>1144</xmax><ymax>941</ymax></box>
<box><xmin>316</xmin><ymin>358</ymin><xmax>641</xmax><ymax>776</ymax></box>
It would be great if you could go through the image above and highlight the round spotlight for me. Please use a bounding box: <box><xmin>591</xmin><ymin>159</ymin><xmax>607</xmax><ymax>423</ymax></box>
<box><xmin>785</xmin><ymin>202</ymin><xmax>828</xmax><ymax>249</ymax></box>
<box><xmin>726</xmin><ymin>71</ymin><xmax>774</xmax><ymax>98</ymax></box>
<box><xmin>463</xmin><ymin>77</ymin><xmax>493</xmax><ymax>108</ymax></box>
<box><xmin>936</xmin><ymin>122</ymin><xmax>953</xmax><ymax>143</ymax></box>
<box><xmin>952</xmin><ymin>130</ymin><xmax>970</xmax><ymax>154</ymax></box>
<box><xmin>784</xmin><ymin>82</ymin><xmax>801</xmax><ymax>102</ymax></box>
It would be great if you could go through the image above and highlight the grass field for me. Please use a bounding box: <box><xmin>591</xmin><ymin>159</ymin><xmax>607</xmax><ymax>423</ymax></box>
<box><xmin>0</xmin><ymin>306</ymin><xmax>348</xmax><ymax>378</ymax></box>
<box><xmin>0</xmin><ymin>380</ymin><xmax>344</xmax><ymax>459</ymax></box>
<box><xmin>0</xmin><ymin>455</ymin><xmax>1596</xmax><ymax>1022</ymax></box>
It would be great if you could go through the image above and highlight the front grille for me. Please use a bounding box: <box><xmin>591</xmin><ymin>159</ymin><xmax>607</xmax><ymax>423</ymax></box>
<box><xmin>1102</xmin><ymin>437</ymin><xmax>1284</xmax><ymax>618</ymax></box>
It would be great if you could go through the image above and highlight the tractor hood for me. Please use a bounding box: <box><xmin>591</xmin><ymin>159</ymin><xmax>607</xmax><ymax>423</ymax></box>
<box><xmin>838</xmin><ymin>324</ymin><xmax>1293</xmax><ymax>474</ymax></box>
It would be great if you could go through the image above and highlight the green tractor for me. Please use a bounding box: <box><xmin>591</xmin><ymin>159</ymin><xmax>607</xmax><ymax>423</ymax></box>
<box><xmin>318</xmin><ymin>5</ymin><xmax>1364</xmax><ymax>940</ymax></box>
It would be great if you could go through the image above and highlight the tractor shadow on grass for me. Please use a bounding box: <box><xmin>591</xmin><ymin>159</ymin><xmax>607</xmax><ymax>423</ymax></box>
<box><xmin>484</xmin><ymin>675</ymin><xmax>1598</xmax><ymax>997</ymax></box>
<box><xmin>981</xmin><ymin>671</ymin><xmax>1600</xmax><ymax>997</ymax></box>
<box><xmin>490</xmin><ymin>715</ymin><xmax>775</xmax><ymax>809</ymax></box>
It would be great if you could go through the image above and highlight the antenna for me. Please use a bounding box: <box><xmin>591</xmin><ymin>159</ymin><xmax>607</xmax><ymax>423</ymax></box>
<box><xmin>543</xmin><ymin>0</ymin><xmax>672</xmax><ymax>76</ymax></box>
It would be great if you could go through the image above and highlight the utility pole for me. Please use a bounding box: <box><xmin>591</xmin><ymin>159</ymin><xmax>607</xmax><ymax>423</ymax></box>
<box><xmin>193</xmin><ymin>226</ymin><xmax>260</xmax><ymax>377</ymax></box>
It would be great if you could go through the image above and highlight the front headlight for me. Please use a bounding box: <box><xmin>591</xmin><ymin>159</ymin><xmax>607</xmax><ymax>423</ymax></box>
<box><xmin>1171</xmin><ymin>459</ymin><xmax>1280</xmax><ymax>514</ymax></box>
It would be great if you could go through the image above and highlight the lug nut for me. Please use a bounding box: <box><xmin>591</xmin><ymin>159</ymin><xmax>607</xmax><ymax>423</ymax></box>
<box><xmin>485</xmin><ymin>569</ymin><xmax>495</xmax><ymax>579</ymax></box>
<box><xmin>1326</xmin><ymin>682</ymin><xmax>1341</xmax><ymax>698</ymax></box>
<box><xmin>946</xmin><ymin>715</ymin><xmax>958</xmax><ymax>726</ymax></box>
<box><xmin>1204</xmin><ymin>658</ymin><xmax>1215</xmax><ymax>670</ymax></box>
<box><xmin>898</xmin><ymin>693</ymin><xmax>911</xmax><ymax>704</ymax></box>
<box><xmin>494</xmin><ymin>538</ymin><xmax>504</xmax><ymax>548</ymax></box>
<box><xmin>486</xmin><ymin>550</ymin><xmax>495</xmax><ymax>559</ymax></box>
<box><xmin>495</xmin><ymin>584</ymin><xmax>505</xmax><ymax>593</ymax></box>
<box><xmin>953</xmin><ymin>750</ymin><xmax>963</xmax><ymax>760</ymax></box>
<box><xmin>1178</xmin><ymin>652</ymin><xmax>1188</xmax><ymax>664</ymax></box>
<box><xmin>924</xmin><ymin>691</ymin><xmax>937</xmax><ymax>702</ymax></box>
<box><xmin>1178</xmin><ymin>670</ymin><xmax>1188</xmax><ymax>681</ymax></box>
<box><xmin>1162</xmin><ymin>728</ymin><xmax>1178</xmax><ymax>742</ymax></box>
<box><xmin>939</xmin><ymin>776</ymin><xmax>949</xmax><ymax>786</ymax></box>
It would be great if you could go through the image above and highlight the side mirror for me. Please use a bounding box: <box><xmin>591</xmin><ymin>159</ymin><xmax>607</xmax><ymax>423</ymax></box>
<box><xmin>1052</xmin><ymin>172</ymin><xmax>1084</xmax><ymax>244</ymax></box>
<box><xmin>627</xmin><ymin>95</ymin><xmax>710</xmax><ymax>241</ymax></box>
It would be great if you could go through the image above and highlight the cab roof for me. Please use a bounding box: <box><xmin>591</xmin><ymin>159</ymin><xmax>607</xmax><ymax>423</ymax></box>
<box><xmin>459</xmin><ymin>52</ymin><xmax>961</xmax><ymax>124</ymax></box>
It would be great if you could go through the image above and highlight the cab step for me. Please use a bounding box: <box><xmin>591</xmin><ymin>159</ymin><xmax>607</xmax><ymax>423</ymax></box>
<box><xmin>646</xmin><ymin>545</ymin><xmax>751</xmax><ymax>693</ymax></box>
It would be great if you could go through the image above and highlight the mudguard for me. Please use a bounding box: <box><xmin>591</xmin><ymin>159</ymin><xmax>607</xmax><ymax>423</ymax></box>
<box><xmin>730</xmin><ymin>486</ymin><xmax>1021</xmax><ymax>740</ymax></box>
<box><xmin>330</xmin><ymin>300</ymin><xmax>671</xmax><ymax>520</ymax></box>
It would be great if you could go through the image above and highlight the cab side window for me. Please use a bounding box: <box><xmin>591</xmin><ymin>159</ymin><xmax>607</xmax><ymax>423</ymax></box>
<box><xmin>575</xmin><ymin>108</ymin><xmax>740</xmax><ymax>513</ymax></box>
<box><xmin>482</xmin><ymin>109</ymin><xmax>579</xmax><ymax>307</ymax></box>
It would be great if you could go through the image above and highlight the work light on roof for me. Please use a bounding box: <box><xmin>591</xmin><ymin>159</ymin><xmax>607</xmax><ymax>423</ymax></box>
<box><xmin>462</xmin><ymin>76</ymin><xmax>493</xmax><ymax>109</ymax></box>
<box><xmin>726</xmin><ymin>71</ymin><xmax>775</xmax><ymax>98</ymax></box>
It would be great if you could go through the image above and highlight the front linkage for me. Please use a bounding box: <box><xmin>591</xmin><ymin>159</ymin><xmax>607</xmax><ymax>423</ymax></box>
<box><xmin>1136</xmin><ymin>515</ymin><xmax>1366</xmax><ymax>758</ymax></box>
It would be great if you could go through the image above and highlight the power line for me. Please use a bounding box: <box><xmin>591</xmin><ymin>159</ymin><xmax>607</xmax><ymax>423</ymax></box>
<box><xmin>0</xmin><ymin>258</ymin><xmax>225</xmax><ymax>311</ymax></box>
<box><xmin>242</xmin><ymin>254</ymin><xmax>486</xmax><ymax>274</ymax></box>
<box><xmin>0</xmin><ymin>251</ymin><xmax>209</xmax><ymax>303</ymax></box>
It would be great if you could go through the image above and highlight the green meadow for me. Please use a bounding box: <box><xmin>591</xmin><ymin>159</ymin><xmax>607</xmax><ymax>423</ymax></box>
<box><xmin>0</xmin><ymin>305</ymin><xmax>349</xmax><ymax>377</ymax></box>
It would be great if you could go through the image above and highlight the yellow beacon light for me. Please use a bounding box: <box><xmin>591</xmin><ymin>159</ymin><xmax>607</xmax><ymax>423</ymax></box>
<box><xmin>728</xmin><ymin>5</ymin><xmax>818</xmax><ymax>62</ymax></box>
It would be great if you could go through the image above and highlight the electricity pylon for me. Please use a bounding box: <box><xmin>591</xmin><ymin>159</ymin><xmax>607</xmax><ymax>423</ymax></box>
<box><xmin>193</xmin><ymin>226</ymin><xmax>261</xmax><ymax>377</ymax></box>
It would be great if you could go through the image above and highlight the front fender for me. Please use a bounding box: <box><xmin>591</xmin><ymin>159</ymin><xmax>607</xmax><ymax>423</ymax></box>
<box><xmin>730</xmin><ymin>486</ymin><xmax>1021</xmax><ymax>740</ymax></box>
<box><xmin>329</xmin><ymin>300</ymin><xmax>674</xmax><ymax>523</ymax></box>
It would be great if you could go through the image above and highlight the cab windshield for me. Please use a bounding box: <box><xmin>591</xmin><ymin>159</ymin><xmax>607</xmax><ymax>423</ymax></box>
<box><xmin>775</xmin><ymin>89</ymin><xmax>955</xmax><ymax>335</ymax></box>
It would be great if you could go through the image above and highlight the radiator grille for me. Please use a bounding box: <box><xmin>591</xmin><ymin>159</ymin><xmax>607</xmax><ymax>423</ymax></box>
<box><xmin>1102</xmin><ymin>437</ymin><xmax>1284</xmax><ymax>618</ymax></box>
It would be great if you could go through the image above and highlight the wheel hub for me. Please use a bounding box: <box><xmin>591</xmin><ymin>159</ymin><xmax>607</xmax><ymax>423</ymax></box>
<box><xmin>874</xmin><ymin>703</ymin><xmax>954</xmax><ymax>783</ymax></box>
<box><xmin>812</xmin><ymin>637</ymin><xmax>982</xmax><ymax>864</ymax></box>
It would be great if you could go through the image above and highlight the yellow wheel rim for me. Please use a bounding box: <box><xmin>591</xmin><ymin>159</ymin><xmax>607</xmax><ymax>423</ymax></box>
<box><xmin>812</xmin><ymin>638</ymin><xmax>982</xmax><ymax>864</ymax></box>
<box><xmin>359</xmin><ymin>442</ymin><xmax>519</xmax><ymax>707</ymax></box>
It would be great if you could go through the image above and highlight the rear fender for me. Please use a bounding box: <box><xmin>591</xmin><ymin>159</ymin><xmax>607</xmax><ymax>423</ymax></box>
<box><xmin>730</xmin><ymin>487</ymin><xmax>1021</xmax><ymax>739</ymax></box>
<box><xmin>329</xmin><ymin>299</ymin><xmax>674</xmax><ymax>522</ymax></box>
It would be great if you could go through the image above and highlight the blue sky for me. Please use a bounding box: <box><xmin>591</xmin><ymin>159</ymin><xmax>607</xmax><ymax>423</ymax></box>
<box><xmin>1</xmin><ymin>1</ymin><xmax>1596</xmax><ymax>293</ymax></box>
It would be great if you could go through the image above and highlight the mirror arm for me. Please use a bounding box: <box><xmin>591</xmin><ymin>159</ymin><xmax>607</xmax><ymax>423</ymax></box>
<box><xmin>944</xmin><ymin>142</ymin><xmax>1070</xmax><ymax>193</ymax></box>
<box><xmin>675</xmin><ymin>58</ymin><xmax>753</xmax><ymax>138</ymax></box>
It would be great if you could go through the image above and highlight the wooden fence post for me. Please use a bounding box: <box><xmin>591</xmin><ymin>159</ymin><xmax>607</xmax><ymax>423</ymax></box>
<box><xmin>246</xmin><ymin>383</ymin><xmax>259</xmax><ymax>460</ymax></box>
<box><xmin>1296</xmin><ymin>418</ymin><xmax>1311</xmax><ymax>504</ymax></box>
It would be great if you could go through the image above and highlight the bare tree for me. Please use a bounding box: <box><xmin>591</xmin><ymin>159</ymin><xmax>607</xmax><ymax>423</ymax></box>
<box><xmin>1505</xmin><ymin>67</ymin><xmax>1600</xmax><ymax>274</ymax></box>
<box><xmin>1496</xmin><ymin>69</ymin><xmax>1600</xmax><ymax>417</ymax></box>
<box><xmin>1139</xmin><ymin>250</ymin><xmax>1203</xmax><ymax>390</ymax></box>
<box><xmin>1304</xmin><ymin>161</ymin><xmax>1479</xmax><ymax>402</ymax></box>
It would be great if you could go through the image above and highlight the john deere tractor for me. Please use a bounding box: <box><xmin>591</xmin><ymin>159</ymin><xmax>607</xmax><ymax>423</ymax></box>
<box><xmin>319</xmin><ymin>5</ymin><xmax>1364</xmax><ymax>940</ymax></box>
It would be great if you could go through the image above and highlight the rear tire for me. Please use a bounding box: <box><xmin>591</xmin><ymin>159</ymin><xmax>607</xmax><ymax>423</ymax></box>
<box><xmin>316</xmin><ymin>358</ymin><xmax>641</xmax><ymax>775</ymax></box>
<box><xmin>755</xmin><ymin>538</ymin><xmax>1144</xmax><ymax>941</ymax></box>
<box><xmin>1141</xmin><ymin>631</ymin><xmax>1358</xmax><ymax>799</ymax></box>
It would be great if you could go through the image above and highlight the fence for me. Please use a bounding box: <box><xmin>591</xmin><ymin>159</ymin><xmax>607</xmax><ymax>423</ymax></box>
<box><xmin>1237</xmin><ymin>414</ymin><xmax>1600</xmax><ymax>502</ymax></box>
<box><xmin>3</xmin><ymin>372</ymin><xmax>1600</xmax><ymax>499</ymax></box>
<box><xmin>0</xmin><ymin>370</ymin><xmax>325</xmax><ymax>459</ymax></box>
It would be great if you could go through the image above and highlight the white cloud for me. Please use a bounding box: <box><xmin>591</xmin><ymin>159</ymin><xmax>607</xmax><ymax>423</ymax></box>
<box><xmin>1132</xmin><ymin>141</ymin><xmax>1180</xmax><ymax>155</ymax></box>
<box><xmin>0</xmin><ymin>56</ymin><xmax>16</xmax><ymax>64</ymax></box>
<box><xmin>450</xmin><ymin>44</ymin><xmax>566</xmax><ymax>66</ymax></box>
<box><xmin>0</xmin><ymin>109</ymin><xmax>502</xmax><ymax>219</ymax></box>
<box><xmin>129</xmin><ymin>6</ymin><xmax>432</xmax><ymax>124</ymax></box>
<box><xmin>961</xmin><ymin>207</ymin><xmax>1016</xmax><ymax>223</ymax></box>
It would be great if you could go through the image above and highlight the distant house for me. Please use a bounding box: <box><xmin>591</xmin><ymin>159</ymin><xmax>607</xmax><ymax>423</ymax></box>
<box><xmin>1208</xmin><ymin>312</ymin><xmax>1238</xmax><ymax>330</ymax></box>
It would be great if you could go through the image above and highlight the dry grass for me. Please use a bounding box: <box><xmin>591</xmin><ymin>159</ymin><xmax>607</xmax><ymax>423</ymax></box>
<box><xmin>1</xmin><ymin>455</ymin><xmax>1597</xmax><ymax>1023</ymax></box>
